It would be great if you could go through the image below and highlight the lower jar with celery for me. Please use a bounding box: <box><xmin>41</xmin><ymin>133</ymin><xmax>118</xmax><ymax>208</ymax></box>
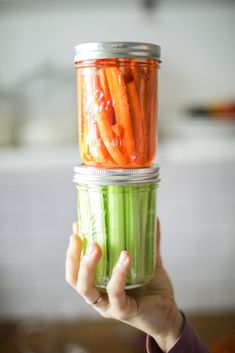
<box><xmin>73</xmin><ymin>165</ymin><xmax>160</xmax><ymax>289</ymax></box>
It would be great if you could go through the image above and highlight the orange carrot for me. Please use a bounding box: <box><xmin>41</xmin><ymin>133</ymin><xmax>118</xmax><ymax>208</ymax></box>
<box><xmin>130</xmin><ymin>63</ymin><xmax>141</xmax><ymax>96</ymax></box>
<box><xmin>105</xmin><ymin>66</ymin><xmax>135</xmax><ymax>159</ymax></box>
<box><xmin>81</xmin><ymin>71</ymin><xmax>91</xmax><ymax>161</ymax></box>
<box><xmin>99</xmin><ymin>67</ymin><xmax>114</xmax><ymax>125</ymax></box>
<box><xmin>77</xmin><ymin>69</ymin><xmax>84</xmax><ymax>154</ymax></box>
<box><xmin>94</xmin><ymin>75</ymin><xmax>126</xmax><ymax>165</ymax></box>
<box><xmin>139</xmin><ymin>66</ymin><xmax>150</xmax><ymax>163</ymax></box>
<box><xmin>119</xmin><ymin>61</ymin><xmax>133</xmax><ymax>84</ymax></box>
<box><xmin>126</xmin><ymin>80</ymin><xmax>145</xmax><ymax>163</ymax></box>
<box><xmin>111</xmin><ymin>123</ymin><xmax>122</xmax><ymax>138</ymax></box>
<box><xmin>149</xmin><ymin>67</ymin><xmax>157</xmax><ymax>161</ymax></box>
<box><xmin>96</xmin><ymin>108</ymin><xmax>127</xmax><ymax>166</ymax></box>
<box><xmin>83</xmin><ymin>69</ymin><xmax>111</xmax><ymax>164</ymax></box>
<box><xmin>92</xmin><ymin>128</ymin><xmax>113</xmax><ymax>164</ymax></box>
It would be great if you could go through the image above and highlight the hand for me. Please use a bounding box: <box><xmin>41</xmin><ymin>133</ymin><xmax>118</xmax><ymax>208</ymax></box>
<box><xmin>65</xmin><ymin>220</ymin><xmax>183</xmax><ymax>352</ymax></box>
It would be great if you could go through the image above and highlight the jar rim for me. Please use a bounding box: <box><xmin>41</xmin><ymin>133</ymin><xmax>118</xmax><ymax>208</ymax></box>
<box><xmin>73</xmin><ymin>165</ymin><xmax>160</xmax><ymax>185</ymax></box>
<box><xmin>74</xmin><ymin>41</ymin><xmax>161</xmax><ymax>62</ymax></box>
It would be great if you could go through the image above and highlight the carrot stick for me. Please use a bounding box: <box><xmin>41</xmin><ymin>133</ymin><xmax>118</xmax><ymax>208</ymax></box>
<box><xmin>105</xmin><ymin>67</ymin><xmax>135</xmax><ymax>159</ymax></box>
<box><xmin>126</xmin><ymin>80</ymin><xmax>145</xmax><ymax>163</ymax></box>
<box><xmin>77</xmin><ymin>69</ymin><xmax>84</xmax><ymax>156</ymax></box>
<box><xmin>81</xmin><ymin>78</ymin><xmax>91</xmax><ymax>161</ymax></box>
<box><xmin>139</xmin><ymin>66</ymin><xmax>150</xmax><ymax>163</ymax></box>
<box><xmin>95</xmin><ymin>76</ymin><xmax>127</xmax><ymax>165</ymax></box>
<box><xmin>149</xmin><ymin>67</ymin><xmax>157</xmax><ymax>161</ymax></box>
<box><xmin>83</xmin><ymin>69</ymin><xmax>111</xmax><ymax>164</ymax></box>
<box><xmin>99</xmin><ymin>67</ymin><xmax>114</xmax><ymax>125</ymax></box>
<box><xmin>119</xmin><ymin>62</ymin><xmax>133</xmax><ymax>84</ymax></box>
<box><xmin>131</xmin><ymin>63</ymin><xmax>141</xmax><ymax>96</ymax></box>
<box><xmin>96</xmin><ymin>108</ymin><xmax>127</xmax><ymax>166</ymax></box>
<box><xmin>111</xmin><ymin>123</ymin><xmax>122</xmax><ymax>138</ymax></box>
<box><xmin>145</xmin><ymin>67</ymin><xmax>151</xmax><ymax>162</ymax></box>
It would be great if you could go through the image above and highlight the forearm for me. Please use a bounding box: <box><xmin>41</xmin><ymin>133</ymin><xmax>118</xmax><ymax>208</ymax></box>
<box><xmin>146</xmin><ymin>313</ymin><xmax>210</xmax><ymax>353</ymax></box>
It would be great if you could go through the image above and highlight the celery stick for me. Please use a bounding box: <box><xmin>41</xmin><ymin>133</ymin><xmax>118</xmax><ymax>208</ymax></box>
<box><xmin>88</xmin><ymin>185</ymin><xmax>108</xmax><ymax>286</ymax></box>
<box><xmin>145</xmin><ymin>185</ymin><xmax>157</xmax><ymax>277</ymax></box>
<box><xmin>77</xmin><ymin>185</ymin><xmax>92</xmax><ymax>253</ymax></box>
<box><xmin>106</xmin><ymin>185</ymin><xmax>125</xmax><ymax>277</ymax></box>
<box><xmin>124</xmin><ymin>185</ymin><xmax>140</xmax><ymax>285</ymax></box>
<box><xmin>138</xmin><ymin>184</ymin><xmax>149</xmax><ymax>282</ymax></box>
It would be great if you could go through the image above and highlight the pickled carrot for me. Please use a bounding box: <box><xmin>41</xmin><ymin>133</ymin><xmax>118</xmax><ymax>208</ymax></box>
<box><xmin>126</xmin><ymin>80</ymin><xmax>145</xmax><ymax>163</ymax></box>
<box><xmin>77</xmin><ymin>59</ymin><xmax>158</xmax><ymax>167</ymax></box>
<box><xmin>130</xmin><ymin>64</ymin><xmax>141</xmax><ymax>95</ymax></box>
<box><xmin>105</xmin><ymin>67</ymin><xmax>135</xmax><ymax>159</ymax></box>
<box><xmin>149</xmin><ymin>68</ymin><xmax>157</xmax><ymax>160</ymax></box>
<box><xmin>145</xmin><ymin>68</ymin><xmax>152</xmax><ymax>161</ymax></box>
<box><xmin>96</xmin><ymin>108</ymin><xmax>127</xmax><ymax>166</ymax></box>
<box><xmin>83</xmin><ymin>70</ymin><xmax>111</xmax><ymax>164</ymax></box>
<box><xmin>111</xmin><ymin>123</ymin><xmax>122</xmax><ymax>138</ymax></box>
<box><xmin>119</xmin><ymin>63</ymin><xmax>133</xmax><ymax>84</ymax></box>
<box><xmin>139</xmin><ymin>67</ymin><xmax>150</xmax><ymax>162</ymax></box>
<box><xmin>82</xmin><ymin>84</ymin><xmax>90</xmax><ymax>161</ymax></box>
<box><xmin>95</xmin><ymin>75</ymin><xmax>126</xmax><ymax>165</ymax></box>
<box><xmin>77</xmin><ymin>69</ymin><xmax>84</xmax><ymax>157</ymax></box>
<box><xmin>82</xmin><ymin>69</ymin><xmax>126</xmax><ymax>166</ymax></box>
<box><xmin>99</xmin><ymin>67</ymin><xmax>114</xmax><ymax>125</ymax></box>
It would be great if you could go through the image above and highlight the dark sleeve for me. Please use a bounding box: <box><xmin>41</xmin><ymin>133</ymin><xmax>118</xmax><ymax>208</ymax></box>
<box><xmin>146</xmin><ymin>315</ymin><xmax>210</xmax><ymax>353</ymax></box>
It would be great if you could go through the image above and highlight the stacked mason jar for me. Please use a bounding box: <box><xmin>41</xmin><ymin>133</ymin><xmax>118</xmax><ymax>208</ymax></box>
<box><xmin>73</xmin><ymin>42</ymin><xmax>161</xmax><ymax>289</ymax></box>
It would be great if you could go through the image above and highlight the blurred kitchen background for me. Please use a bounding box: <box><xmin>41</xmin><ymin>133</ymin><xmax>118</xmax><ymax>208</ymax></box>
<box><xmin>0</xmin><ymin>0</ymin><xmax>235</xmax><ymax>352</ymax></box>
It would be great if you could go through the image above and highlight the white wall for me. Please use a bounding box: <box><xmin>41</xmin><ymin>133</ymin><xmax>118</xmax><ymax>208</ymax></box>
<box><xmin>0</xmin><ymin>148</ymin><xmax>234</xmax><ymax>318</ymax></box>
<box><xmin>0</xmin><ymin>2</ymin><xmax>235</xmax><ymax>117</ymax></box>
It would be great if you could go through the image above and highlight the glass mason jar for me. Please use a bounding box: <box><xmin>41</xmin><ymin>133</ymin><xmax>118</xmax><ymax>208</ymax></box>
<box><xmin>73</xmin><ymin>165</ymin><xmax>160</xmax><ymax>289</ymax></box>
<box><xmin>74</xmin><ymin>42</ymin><xmax>161</xmax><ymax>168</ymax></box>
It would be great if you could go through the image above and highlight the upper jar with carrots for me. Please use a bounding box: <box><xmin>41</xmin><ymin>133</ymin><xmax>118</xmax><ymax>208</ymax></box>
<box><xmin>74</xmin><ymin>42</ymin><xmax>161</xmax><ymax>168</ymax></box>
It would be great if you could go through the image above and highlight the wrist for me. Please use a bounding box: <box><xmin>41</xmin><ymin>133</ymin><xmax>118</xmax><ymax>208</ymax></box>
<box><xmin>152</xmin><ymin>306</ymin><xmax>184</xmax><ymax>352</ymax></box>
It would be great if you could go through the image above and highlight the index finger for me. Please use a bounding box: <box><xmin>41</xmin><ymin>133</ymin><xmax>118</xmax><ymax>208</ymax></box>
<box><xmin>65</xmin><ymin>229</ymin><xmax>83</xmax><ymax>288</ymax></box>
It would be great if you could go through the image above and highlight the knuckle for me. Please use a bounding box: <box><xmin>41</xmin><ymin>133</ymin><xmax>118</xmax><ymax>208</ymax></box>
<box><xmin>76</xmin><ymin>283</ymin><xmax>89</xmax><ymax>297</ymax></box>
<box><xmin>106</xmin><ymin>283</ymin><xmax>114</xmax><ymax>296</ymax></box>
<box><xmin>80</xmin><ymin>256</ymin><xmax>92</xmax><ymax>268</ymax></box>
<box><xmin>107</xmin><ymin>285</ymin><xmax>121</xmax><ymax>298</ymax></box>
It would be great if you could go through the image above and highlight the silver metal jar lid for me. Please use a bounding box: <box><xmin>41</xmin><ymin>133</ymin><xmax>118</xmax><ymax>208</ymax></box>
<box><xmin>73</xmin><ymin>165</ymin><xmax>160</xmax><ymax>185</ymax></box>
<box><xmin>74</xmin><ymin>42</ymin><xmax>161</xmax><ymax>62</ymax></box>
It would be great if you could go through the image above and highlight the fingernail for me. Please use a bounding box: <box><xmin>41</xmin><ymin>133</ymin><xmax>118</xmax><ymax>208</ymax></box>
<box><xmin>86</xmin><ymin>243</ymin><xmax>95</xmax><ymax>256</ymax></box>
<box><xmin>117</xmin><ymin>251</ymin><xmax>127</xmax><ymax>266</ymax></box>
<box><xmin>70</xmin><ymin>234</ymin><xmax>77</xmax><ymax>243</ymax></box>
<box><xmin>72</xmin><ymin>222</ymin><xmax>78</xmax><ymax>235</ymax></box>
<box><xmin>70</xmin><ymin>234</ymin><xmax>75</xmax><ymax>243</ymax></box>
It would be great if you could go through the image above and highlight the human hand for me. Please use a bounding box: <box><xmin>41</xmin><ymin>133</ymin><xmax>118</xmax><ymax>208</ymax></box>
<box><xmin>65</xmin><ymin>220</ymin><xmax>183</xmax><ymax>352</ymax></box>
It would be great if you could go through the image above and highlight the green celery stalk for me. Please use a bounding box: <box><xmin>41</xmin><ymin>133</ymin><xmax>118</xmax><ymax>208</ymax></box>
<box><xmin>124</xmin><ymin>185</ymin><xmax>140</xmax><ymax>285</ymax></box>
<box><xmin>77</xmin><ymin>181</ymin><xmax>157</xmax><ymax>289</ymax></box>
<box><xmin>138</xmin><ymin>184</ymin><xmax>149</xmax><ymax>282</ymax></box>
<box><xmin>77</xmin><ymin>185</ymin><xmax>93</xmax><ymax>253</ymax></box>
<box><xmin>106</xmin><ymin>185</ymin><xmax>125</xmax><ymax>277</ymax></box>
<box><xmin>88</xmin><ymin>185</ymin><xmax>108</xmax><ymax>286</ymax></box>
<box><xmin>145</xmin><ymin>185</ymin><xmax>157</xmax><ymax>277</ymax></box>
